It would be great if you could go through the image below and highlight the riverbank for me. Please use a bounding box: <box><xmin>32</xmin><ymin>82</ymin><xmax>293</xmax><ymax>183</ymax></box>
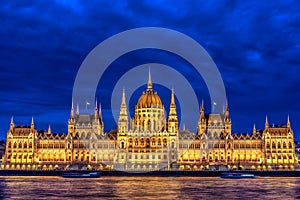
<box><xmin>1</xmin><ymin>170</ymin><xmax>300</xmax><ymax>177</ymax></box>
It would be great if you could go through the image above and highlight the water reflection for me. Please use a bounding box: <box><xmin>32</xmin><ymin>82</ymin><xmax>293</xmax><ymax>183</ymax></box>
<box><xmin>0</xmin><ymin>176</ymin><xmax>300</xmax><ymax>199</ymax></box>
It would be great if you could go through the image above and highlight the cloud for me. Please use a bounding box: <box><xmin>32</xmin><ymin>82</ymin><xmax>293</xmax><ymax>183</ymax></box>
<box><xmin>0</xmin><ymin>0</ymin><xmax>299</xmax><ymax>139</ymax></box>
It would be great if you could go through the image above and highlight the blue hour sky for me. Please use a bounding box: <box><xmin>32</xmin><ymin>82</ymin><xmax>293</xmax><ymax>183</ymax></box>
<box><xmin>0</xmin><ymin>0</ymin><xmax>299</xmax><ymax>140</ymax></box>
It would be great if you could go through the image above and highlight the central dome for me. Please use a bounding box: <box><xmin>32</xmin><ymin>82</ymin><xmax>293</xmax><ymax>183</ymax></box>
<box><xmin>136</xmin><ymin>69</ymin><xmax>163</xmax><ymax>108</ymax></box>
<box><xmin>137</xmin><ymin>90</ymin><xmax>162</xmax><ymax>108</ymax></box>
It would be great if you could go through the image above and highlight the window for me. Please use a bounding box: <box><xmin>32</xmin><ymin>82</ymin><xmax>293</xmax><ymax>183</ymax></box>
<box><xmin>272</xmin><ymin>142</ymin><xmax>276</xmax><ymax>149</ymax></box>
<box><xmin>171</xmin><ymin>142</ymin><xmax>175</xmax><ymax>148</ymax></box>
<box><xmin>158</xmin><ymin>139</ymin><xmax>161</xmax><ymax>146</ymax></box>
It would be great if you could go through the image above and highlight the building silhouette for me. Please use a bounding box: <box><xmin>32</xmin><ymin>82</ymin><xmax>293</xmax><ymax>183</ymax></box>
<box><xmin>1</xmin><ymin>71</ymin><xmax>298</xmax><ymax>171</ymax></box>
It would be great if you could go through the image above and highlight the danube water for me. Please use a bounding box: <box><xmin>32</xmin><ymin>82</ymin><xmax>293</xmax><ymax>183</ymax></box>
<box><xmin>0</xmin><ymin>176</ymin><xmax>300</xmax><ymax>199</ymax></box>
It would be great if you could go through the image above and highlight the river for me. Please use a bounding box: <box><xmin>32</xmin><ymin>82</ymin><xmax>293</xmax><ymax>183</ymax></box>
<box><xmin>0</xmin><ymin>176</ymin><xmax>299</xmax><ymax>199</ymax></box>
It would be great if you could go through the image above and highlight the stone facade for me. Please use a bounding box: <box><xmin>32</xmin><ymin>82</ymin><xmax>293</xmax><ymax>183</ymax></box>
<box><xmin>1</xmin><ymin>72</ymin><xmax>298</xmax><ymax>171</ymax></box>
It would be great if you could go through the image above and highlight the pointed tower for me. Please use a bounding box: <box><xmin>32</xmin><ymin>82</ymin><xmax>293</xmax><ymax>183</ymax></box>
<box><xmin>147</xmin><ymin>66</ymin><xmax>152</xmax><ymax>90</ymax></box>
<box><xmin>118</xmin><ymin>89</ymin><xmax>129</xmax><ymax>135</ymax></box>
<box><xmin>47</xmin><ymin>124</ymin><xmax>51</xmax><ymax>135</ymax></box>
<box><xmin>94</xmin><ymin>102</ymin><xmax>104</xmax><ymax>135</ymax></box>
<box><xmin>197</xmin><ymin>100</ymin><xmax>206</xmax><ymax>135</ymax></box>
<box><xmin>253</xmin><ymin>124</ymin><xmax>256</xmax><ymax>135</ymax></box>
<box><xmin>224</xmin><ymin>100</ymin><xmax>230</xmax><ymax>122</ymax></box>
<box><xmin>31</xmin><ymin>117</ymin><xmax>35</xmax><ymax>130</ymax></box>
<box><xmin>70</xmin><ymin>100</ymin><xmax>75</xmax><ymax>119</ymax></box>
<box><xmin>94</xmin><ymin>99</ymin><xmax>99</xmax><ymax>119</ymax></box>
<box><xmin>265</xmin><ymin>115</ymin><xmax>269</xmax><ymax>129</ymax></box>
<box><xmin>10</xmin><ymin>116</ymin><xmax>14</xmax><ymax>131</ymax></box>
<box><xmin>287</xmin><ymin>115</ymin><xmax>291</xmax><ymax>128</ymax></box>
<box><xmin>68</xmin><ymin>100</ymin><xmax>75</xmax><ymax>137</ymax></box>
<box><xmin>224</xmin><ymin>100</ymin><xmax>231</xmax><ymax>135</ymax></box>
<box><xmin>168</xmin><ymin>89</ymin><xmax>178</xmax><ymax>135</ymax></box>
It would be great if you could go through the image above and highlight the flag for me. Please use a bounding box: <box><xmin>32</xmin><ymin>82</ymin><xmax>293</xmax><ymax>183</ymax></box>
<box><xmin>86</xmin><ymin>101</ymin><xmax>90</xmax><ymax>105</ymax></box>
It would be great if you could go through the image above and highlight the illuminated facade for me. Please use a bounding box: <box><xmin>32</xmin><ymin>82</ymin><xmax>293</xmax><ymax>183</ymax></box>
<box><xmin>1</xmin><ymin>72</ymin><xmax>298</xmax><ymax>171</ymax></box>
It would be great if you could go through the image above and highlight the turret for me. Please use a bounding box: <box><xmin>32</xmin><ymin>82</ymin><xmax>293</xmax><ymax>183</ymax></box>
<box><xmin>224</xmin><ymin>101</ymin><xmax>231</xmax><ymax>135</ymax></box>
<box><xmin>47</xmin><ymin>124</ymin><xmax>51</xmax><ymax>135</ymax></box>
<box><xmin>224</xmin><ymin>100</ymin><xmax>230</xmax><ymax>122</ymax></box>
<box><xmin>94</xmin><ymin>99</ymin><xmax>99</xmax><ymax>119</ymax></box>
<box><xmin>10</xmin><ymin>116</ymin><xmax>14</xmax><ymax>130</ymax></box>
<box><xmin>167</xmin><ymin>88</ymin><xmax>178</xmax><ymax>135</ymax></box>
<box><xmin>265</xmin><ymin>115</ymin><xmax>269</xmax><ymax>129</ymax></box>
<box><xmin>253</xmin><ymin>124</ymin><xmax>256</xmax><ymax>135</ymax></box>
<box><xmin>70</xmin><ymin>100</ymin><xmax>75</xmax><ymax>119</ymax></box>
<box><xmin>31</xmin><ymin>117</ymin><xmax>34</xmax><ymax>130</ymax></box>
<box><xmin>118</xmin><ymin>89</ymin><xmax>128</xmax><ymax>135</ymax></box>
<box><xmin>68</xmin><ymin>101</ymin><xmax>75</xmax><ymax>136</ymax></box>
<box><xmin>197</xmin><ymin>100</ymin><xmax>206</xmax><ymax>135</ymax></box>
<box><xmin>147</xmin><ymin>67</ymin><xmax>152</xmax><ymax>90</ymax></box>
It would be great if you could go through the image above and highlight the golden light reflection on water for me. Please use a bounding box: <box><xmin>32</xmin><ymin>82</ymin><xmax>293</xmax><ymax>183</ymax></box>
<box><xmin>0</xmin><ymin>176</ymin><xmax>300</xmax><ymax>199</ymax></box>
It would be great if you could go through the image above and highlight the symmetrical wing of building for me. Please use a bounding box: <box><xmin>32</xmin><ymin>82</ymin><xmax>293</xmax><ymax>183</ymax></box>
<box><xmin>1</xmin><ymin>72</ymin><xmax>298</xmax><ymax>171</ymax></box>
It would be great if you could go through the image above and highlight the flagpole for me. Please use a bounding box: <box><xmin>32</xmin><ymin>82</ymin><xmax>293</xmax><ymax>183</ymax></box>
<box><xmin>86</xmin><ymin>101</ymin><xmax>90</xmax><ymax>111</ymax></box>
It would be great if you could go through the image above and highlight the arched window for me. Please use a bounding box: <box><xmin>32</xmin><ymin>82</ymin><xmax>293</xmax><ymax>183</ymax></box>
<box><xmin>266</xmin><ymin>142</ymin><xmax>270</xmax><ymax>149</ymax></box>
<box><xmin>283</xmin><ymin>142</ymin><xmax>287</xmax><ymax>149</ymax></box>
<box><xmin>277</xmin><ymin>142</ymin><xmax>281</xmax><ymax>149</ymax></box>
<box><xmin>24</xmin><ymin>142</ymin><xmax>27</xmax><ymax>148</ymax></box>
<box><xmin>163</xmin><ymin>139</ymin><xmax>167</xmax><ymax>147</ymax></box>
<box><xmin>152</xmin><ymin>139</ymin><xmax>156</xmax><ymax>146</ymax></box>
<box><xmin>8</xmin><ymin>142</ymin><xmax>12</xmax><ymax>148</ymax></box>
<box><xmin>29</xmin><ymin>142</ymin><xmax>32</xmax><ymax>148</ymax></box>
<box><xmin>121</xmin><ymin>141</ymin><xmax>125</xmax><ymax>149</ymax></box>
<box><xmin>18</xmin><ymin>142</ymin><xmax>22</xmax><ymax>149</ymax></box>
<box><xmin>272</xmin><ymin>142</ymin><xmax>276</xmax><ymax>149</ymax></box>
<box><xmin>140</xmin><ymin>139</ymin><xmax>144</xmax><ymax>146</ymax></box>
<box><xmin>289</xmin><ymin>142</ymin><xmax>292</xmax><ymax>149</ymax></box>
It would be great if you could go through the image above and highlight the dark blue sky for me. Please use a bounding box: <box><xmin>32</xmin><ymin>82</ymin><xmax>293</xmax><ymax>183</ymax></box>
<box><xmin>0</xmin><ymin>0</ymin><xmax>299</xmax><ymax>140</ymax></box>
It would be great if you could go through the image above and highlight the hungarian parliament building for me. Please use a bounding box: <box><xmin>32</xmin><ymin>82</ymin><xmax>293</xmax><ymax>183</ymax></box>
<box><xmin>1</xmin><ymin>73</ymin><xmax>298</xmax><ymax>171</ymax></box>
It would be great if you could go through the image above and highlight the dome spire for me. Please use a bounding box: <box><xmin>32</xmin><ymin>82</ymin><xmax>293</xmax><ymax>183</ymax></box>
<box><xmin>147</xmin><ymin>66</ymin><xmax>152</xmax><ymax>90</ymax></box>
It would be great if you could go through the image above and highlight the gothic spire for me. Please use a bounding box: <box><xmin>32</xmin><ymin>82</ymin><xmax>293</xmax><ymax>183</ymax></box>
<box><xmin>122</xmin><ymin>88</ymin><xmax>126</xmax><ymax>106</ymax></box>
<box><xmin>253</xmin><ymin>123</ymin><xmax>256</xmax><ymax>134</ymax></box>
<box><xmin>70</xmin><ymin>99</ymin><xmax>75</xmax><ymax>119</ymax></box>
<box><xmin>169</xmin><ymin>88</ymin><xmax>177</xmax><ymax>116</ymax></box>
<box><xmin>31</xmin><ymin>117</ymin><xmax>34</xmax><ymax>129</ymax></box>
<box><xmin>265</xmin><ymin>115</ymin><xmax>269</xmax><ymax>128</ymax></box>
<box><xmin>94</xmin><ymin>98</ymin><xmax>99</xmax><ymax>119</ymax></box>
<box><xmin>225</xmin><ymin>100</ymin><xmax>230</xmax><ymax>120</ymax></box>
<box><xmin>10</xmin><ymin>116</ymin><xmax>14</xmax><ymax>125</ymax></box>
<box><xmin>171</xmin><ymin>88</ymin><xmax>175</xmax><ymax>106</ymax></box>
<box><xmin>199</xmin><ymin>99</ymin><xmax>205</xmax><ymax>121</ymax></box>
<box><xmin>287</xmin><ymin>115</ymin><xmax>291</xmax><ymax>128</ymax></box>
<box><xmin>10</xmin><ymin>116</ymin><xmax>14</xmax><ymax>129</ymax></box>
<box><xmin>147</xmin><ymin>66</ymin><xmax>152</xmax><ymax>90</ymax></box>
<box><xmin>48</xmin><ymin>124</ymin><xmax>51</xmax><ymax>134</ymax></box>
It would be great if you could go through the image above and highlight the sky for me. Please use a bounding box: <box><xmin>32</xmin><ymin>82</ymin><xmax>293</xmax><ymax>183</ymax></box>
<box><xmin>0</xmin><ymin>0</ymin><xmax>299</xmax><ymax>140</ymax></box>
